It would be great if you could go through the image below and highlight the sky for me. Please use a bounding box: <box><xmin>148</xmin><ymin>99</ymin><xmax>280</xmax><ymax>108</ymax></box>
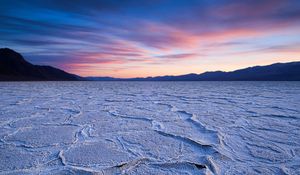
<box><xmin>1</xmin><ymin>0</ymin><xmax>300</xmax><ymax>78</ymax></box>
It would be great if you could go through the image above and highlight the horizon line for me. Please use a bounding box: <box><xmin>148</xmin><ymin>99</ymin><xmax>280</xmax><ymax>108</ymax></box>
<box><xmin>83</xmin><ymin>60</ymin><xmax>300</xmax><ymax>79</ymax></box>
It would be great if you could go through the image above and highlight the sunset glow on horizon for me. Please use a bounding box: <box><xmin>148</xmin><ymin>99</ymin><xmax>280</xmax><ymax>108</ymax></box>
<box><xmin>1</xmin><ymin>0</ymin><xmax>300</xmax><ymax>78</ymax></box>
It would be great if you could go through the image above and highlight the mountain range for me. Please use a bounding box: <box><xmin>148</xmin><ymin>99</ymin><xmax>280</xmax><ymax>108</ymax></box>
<box><xmin>87</xmin><ymin>62</ymin><xmax>300</xmax><ymax>81</ymax></box>
<box><xmin>1</xmin><ymin>48</ymin><xmax>300</xmax><ymax>81</ymax></box>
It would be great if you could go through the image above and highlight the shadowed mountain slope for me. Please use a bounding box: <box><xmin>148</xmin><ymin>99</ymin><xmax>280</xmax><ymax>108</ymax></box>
<box><xmin>0</xmin><ymin>48</ymin><xmax>80</xmax><ymax>81</ymax></box>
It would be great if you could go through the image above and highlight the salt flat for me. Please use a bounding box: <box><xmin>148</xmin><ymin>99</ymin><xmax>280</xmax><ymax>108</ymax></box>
<box><xmin>0</xmin><ymin>82</ymin><xmax>299</xmax><ymax>175</ymax></box>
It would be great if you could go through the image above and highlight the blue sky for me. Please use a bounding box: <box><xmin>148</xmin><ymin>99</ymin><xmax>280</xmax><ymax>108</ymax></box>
<box><xmin>1</xmin><ymin>0</ymin><xmax>300</xmax><ymax>77</ymax></box>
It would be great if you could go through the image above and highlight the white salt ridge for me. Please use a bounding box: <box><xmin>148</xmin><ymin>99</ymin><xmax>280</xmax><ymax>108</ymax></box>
<box><xmin>0</xmin><ymin>81</ymin><xmax>299</xmax><ymax>175</ymax></box>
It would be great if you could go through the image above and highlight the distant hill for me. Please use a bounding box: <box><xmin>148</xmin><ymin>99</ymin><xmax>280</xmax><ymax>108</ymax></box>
<box><xmin>88</xmin><ymin>62</ymin><xmax>300</xmax><ymax>81</ymax></box>
<box><xmin>0</xmin><ymin>48</ymin><xmax>80</xmax><ymax>81</ymax></box>
<box><xmin>85</xmin><ymin>76</ymin><xmax>122</xmax><ymax>81</ymax></box>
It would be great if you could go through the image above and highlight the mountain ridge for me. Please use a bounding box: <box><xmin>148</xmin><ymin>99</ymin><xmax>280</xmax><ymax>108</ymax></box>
<box><xmin>87</xmin><ymin>62</ymin><xmax>300</xmax><ymax>81</ymax></box>
<box><xmin>0</xmin><ymin>48</ymin><xmax>81</xmax><ymax>81</ymax></box>
<box><xmin>1</xmin><ymin>48</ymin><xmax>300</xmax><ymax>81</ymax></box>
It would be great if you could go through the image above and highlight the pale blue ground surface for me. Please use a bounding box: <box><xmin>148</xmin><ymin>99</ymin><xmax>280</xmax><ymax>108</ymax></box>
<box><xmin>0</xmin><ymin>82</ymin><xmax>299</xmax><ymax>174</ymax></box>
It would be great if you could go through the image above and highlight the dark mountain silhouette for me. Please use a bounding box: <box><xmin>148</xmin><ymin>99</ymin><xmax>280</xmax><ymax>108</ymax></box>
<box><xmin>88</xmin><ymin>62</ymin><xmax>300</xmax><ymax>81</ymax></box>
<box><xmin>0</xmin><ymin>48</ymin><xmax>80</xmax><ymax>81</ymax></box>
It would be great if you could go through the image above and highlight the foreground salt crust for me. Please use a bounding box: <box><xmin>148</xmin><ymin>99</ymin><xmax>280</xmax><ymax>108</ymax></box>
<box><xmin>0</xmin><ymin>81</ymin><xmax>299</xmax><ymax>174</ymax></box>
